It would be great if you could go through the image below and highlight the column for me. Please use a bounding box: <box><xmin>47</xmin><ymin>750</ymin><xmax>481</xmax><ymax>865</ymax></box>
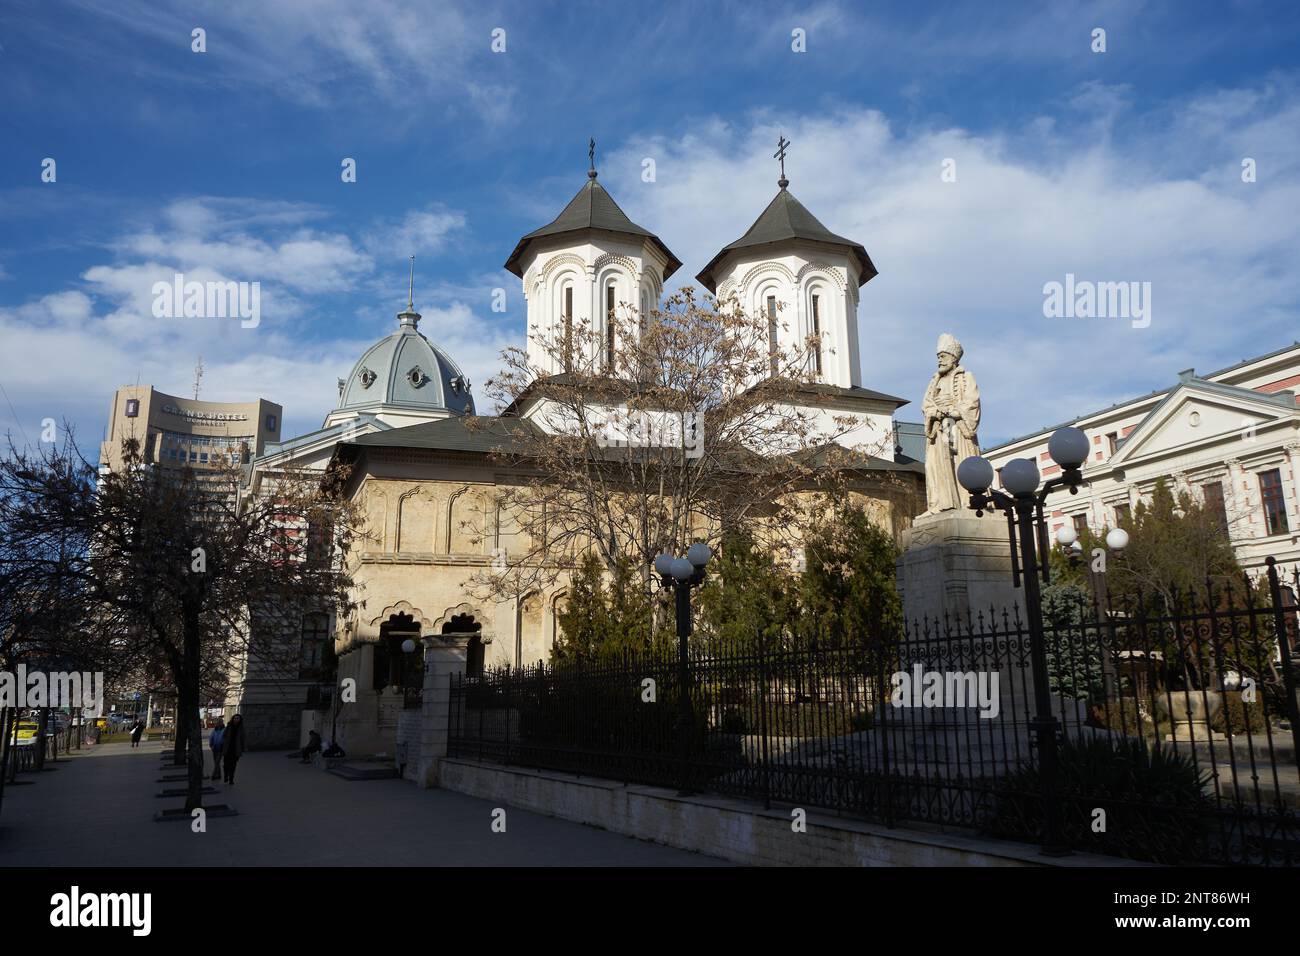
<box><xmin>1285</xmin><ymin>442</ymin><xmax>1300</xmax><ymax>532</ymax></box>
<box><xmin>415</xmin><ymin>634</ymin><xmax>470</xmax><ymax>789</ymax></box>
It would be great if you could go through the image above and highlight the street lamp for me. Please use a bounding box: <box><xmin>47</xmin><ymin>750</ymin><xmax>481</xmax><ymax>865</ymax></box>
<box><xmin>654</xmin><ymin>542</ymin><xmax>712</xmax><ymax>793</ymax></box>
<box><xmin>957</xmin><ymin>424</ymin><xmax>1089</xmax><ymax>857</ymax></box>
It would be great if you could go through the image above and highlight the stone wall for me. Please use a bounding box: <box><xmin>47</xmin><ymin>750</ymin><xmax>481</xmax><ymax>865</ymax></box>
<box><xmin>436</xmin><ymin>758</ymin><xmax>1136</xmax><ymax>867</ymax></box>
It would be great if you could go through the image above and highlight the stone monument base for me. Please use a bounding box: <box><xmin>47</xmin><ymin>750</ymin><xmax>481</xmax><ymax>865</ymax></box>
<box><xmin>897</xmin><ymin>510</ymin><xmax>1021</xmax><ymax>628</ymax></box>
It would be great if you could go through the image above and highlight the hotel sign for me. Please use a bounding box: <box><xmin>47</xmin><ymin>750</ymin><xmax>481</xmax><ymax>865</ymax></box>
<box><xmin>161</xmin><ymin>403</ymin><xmax>248</xmax><ymax>423</ymax></box>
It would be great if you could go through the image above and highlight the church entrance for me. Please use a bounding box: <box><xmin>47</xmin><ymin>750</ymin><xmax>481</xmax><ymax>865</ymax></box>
<box><xmin>373</xmin><ymin>612</ymin><xmax>423</xmax><ymax>699</ymax></box>
<box><xmin>442</xmin><ymin>613</ymin><xmax>484</xmax><ymax>677</ymax></box>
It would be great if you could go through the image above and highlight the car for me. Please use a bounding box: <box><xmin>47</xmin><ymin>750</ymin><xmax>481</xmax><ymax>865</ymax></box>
<box><xmin>13</xmin><ymin>721</ymin><xmax>40</xmax><ymax>746</ymax></box>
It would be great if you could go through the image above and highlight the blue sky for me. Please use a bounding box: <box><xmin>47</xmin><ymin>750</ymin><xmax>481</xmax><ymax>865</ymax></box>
<box><xmin>1</xmin><ymin>0</ymin><xmax>1299</xmax><ymax>448</ymax></box>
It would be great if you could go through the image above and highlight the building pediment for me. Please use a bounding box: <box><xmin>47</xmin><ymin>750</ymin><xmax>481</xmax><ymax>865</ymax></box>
<box><xmin>1103</xmin><ymin>379</ymin><xmax>1298</xmax><ymax>469</ymax></box>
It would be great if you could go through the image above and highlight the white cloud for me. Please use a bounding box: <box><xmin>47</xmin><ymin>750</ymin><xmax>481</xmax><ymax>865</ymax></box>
<box><xmin>605</xmin><ymin>84</ymin><xmax>1300</xmax><ymax>444</ymax></box>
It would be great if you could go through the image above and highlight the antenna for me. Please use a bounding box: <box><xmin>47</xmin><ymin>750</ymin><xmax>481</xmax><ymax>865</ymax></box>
<box><xmin>192</xmin><ymin>357</ymin><xmax>204</xmax><ymax>400</ymax></box>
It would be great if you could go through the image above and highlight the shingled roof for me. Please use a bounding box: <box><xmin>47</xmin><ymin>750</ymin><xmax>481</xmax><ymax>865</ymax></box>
<box><xmin>696</xmin><ymin>186</ymin><xmax>877</xmax><ymax>293</ymax></box>
<box><xmin>504</xmin><ymin>176</ymin><xmax>681</xmax><ymax>279</ymax></box>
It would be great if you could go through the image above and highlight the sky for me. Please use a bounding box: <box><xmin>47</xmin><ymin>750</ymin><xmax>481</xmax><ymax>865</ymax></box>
<box><xmin>1</xmin><ymin>0</ymin><xmax>1299</xmax><ymax>450</ymax></box>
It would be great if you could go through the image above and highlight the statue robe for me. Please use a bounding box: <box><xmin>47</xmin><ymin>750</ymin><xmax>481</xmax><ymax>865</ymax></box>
<box><xmin>921</xmin><ymin>366</ymin><xmax>981</xmax><ymax>515</ymax></box>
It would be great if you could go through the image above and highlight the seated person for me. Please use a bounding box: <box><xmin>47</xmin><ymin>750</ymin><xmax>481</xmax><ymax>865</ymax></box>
<box><xmin>299</xmin><ymin>729</ymin><xmax>323</xmax><ymax>763</ymax></box>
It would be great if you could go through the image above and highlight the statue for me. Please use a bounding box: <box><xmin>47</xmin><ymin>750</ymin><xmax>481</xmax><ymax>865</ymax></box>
<box><xmin>921</xmin><ymin>333</ymin><xmax>980</xmax><ymax>516</ymax></box>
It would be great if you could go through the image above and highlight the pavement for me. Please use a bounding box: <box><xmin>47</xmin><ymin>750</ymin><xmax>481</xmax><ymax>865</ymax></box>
<box><xmin>0</xmin><ymin>742</ymin><xmax>728</xmax><ymax>866</ymax></box>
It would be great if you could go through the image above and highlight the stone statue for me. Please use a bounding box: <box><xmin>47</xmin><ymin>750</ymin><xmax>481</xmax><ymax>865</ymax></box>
<box><xmin>921</xmin><ymin>333</ymin><xmax>980</xmax><ymax>516</ymax></box>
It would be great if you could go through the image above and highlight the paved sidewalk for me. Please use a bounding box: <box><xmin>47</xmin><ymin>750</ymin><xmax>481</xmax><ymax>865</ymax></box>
<box><xmin>0</xmin><ymin>743</ymin><xmax>726</xmax><ymax>866</ymax></box>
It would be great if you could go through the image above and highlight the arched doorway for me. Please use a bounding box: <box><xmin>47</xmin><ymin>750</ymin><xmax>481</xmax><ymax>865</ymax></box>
<box><xmin>373</xmin><ymin>611</ymin><xmax>422</xmax><ymax>693</ymax></box>
<box><xmin>442</xmin><ymin>612</ymin><xmax>484</xmax><ymax>677</ymax></box>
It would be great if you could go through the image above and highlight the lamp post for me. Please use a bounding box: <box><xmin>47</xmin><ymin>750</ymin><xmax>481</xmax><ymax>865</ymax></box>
<box><xmin>653</xmin><ymin>542</ymin><xmax>712</xmax><ymax>794</ymax></box>
<box><xmin>956</xmin><ymin>425</ymin><xmax>1090</xmax><ymax>857</ymax></box>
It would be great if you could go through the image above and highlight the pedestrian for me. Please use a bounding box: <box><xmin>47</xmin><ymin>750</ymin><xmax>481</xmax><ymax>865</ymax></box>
<box><xmin>209</xmin><ymin>717</ymin><xmax>225</xmax><ymax>781</ymax></box>
<box><xmin>299</xmin><ymin>729</ymin><xmax>322</xmax><ymax>763</ymax></box>
<box><xmin>221</xmin><ymin>713</ymin><xmax>246</xmax><ymax>784</ymax></box>
<box><xmin>130</xmin><ymin>719</ymin><xmax>144</xmax><ymax>748</ymax></box>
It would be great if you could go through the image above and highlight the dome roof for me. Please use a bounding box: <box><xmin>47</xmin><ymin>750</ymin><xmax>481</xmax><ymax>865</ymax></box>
<box><xmin>331</xmin><ymin>306</ymin><xmax>475</xmax><ymax>423</ymax></box>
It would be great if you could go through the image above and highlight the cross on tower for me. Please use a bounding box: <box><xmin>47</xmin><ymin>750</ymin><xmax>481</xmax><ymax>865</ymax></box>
<box><xmin>588</xmin><ymin>137</ymin><xmax>597</xmax><ymax>179</ymax></box>
<box><xmin>774</xmin><ymin>135</ymin><xmax>790</xmax><ymax>188</ymax></box>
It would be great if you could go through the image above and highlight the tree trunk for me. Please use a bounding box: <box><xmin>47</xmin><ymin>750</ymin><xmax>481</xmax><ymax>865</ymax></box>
<box><xmin>181</xmin><ymin>602</ymin><xmax>206</xmax><ymax>811</ymax></box>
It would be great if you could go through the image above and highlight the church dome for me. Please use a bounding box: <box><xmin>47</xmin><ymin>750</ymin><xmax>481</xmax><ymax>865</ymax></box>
<box><xmin>325</xmin><ymin>297</ymin><xmax>474</xmax><ymax>429</ymax></box>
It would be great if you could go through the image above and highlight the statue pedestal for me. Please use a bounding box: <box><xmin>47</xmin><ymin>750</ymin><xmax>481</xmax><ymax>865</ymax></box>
<box><xmin>897</xmin><ymin>511</ymin><xmax>1020</xmax><ymax>627</ymax></box>
<box><xmin>895</xmin><ymin>511</ymin><xmax>1050</xmax><ymax>737</ymax></box>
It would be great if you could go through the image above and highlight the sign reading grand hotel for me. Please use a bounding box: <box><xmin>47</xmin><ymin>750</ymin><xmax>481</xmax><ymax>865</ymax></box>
<box><xmin>161</xmin><ymin>403</ymin><xmax>248</xmax><ymax>423</ymax></box>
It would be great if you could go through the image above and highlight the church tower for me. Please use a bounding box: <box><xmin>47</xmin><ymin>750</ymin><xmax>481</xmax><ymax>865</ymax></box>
<box><xmin>504</xmin><ymin>141</ymin><xmax>681</xmax><ymax>377</ymax></box>
<box><xmin>695</xmin><ymin>137</ymin><xmax>876</xmax><ymax>389</ymax></box>
<box><xmin>696</xmin><ymin>138</ymin><xmax>902</xmax><ymax>454</ymax></box>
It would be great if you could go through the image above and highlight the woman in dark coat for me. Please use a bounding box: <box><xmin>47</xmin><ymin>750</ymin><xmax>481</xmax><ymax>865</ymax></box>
<box><xmin>221</xmin><ymin>713</ymin><xmax>247</xmax><ymax>784</ymax></box>
<box><xmin>129</xmin><ymin>719</ymin><xmax>144</xmax><ymax>748</ymax></box>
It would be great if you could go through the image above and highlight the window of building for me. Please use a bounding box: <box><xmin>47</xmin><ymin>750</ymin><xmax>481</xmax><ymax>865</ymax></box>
<box><xmin>1113</xmin><ymin>503</ymin><xmax>1131</xmax><ymax>526</ymax></box>
<box><xmin>562</xmin><ymin>284</ymin><xmax>574</xmax><ymax>371</ymax></box>
<box><xmin>125</xmin><ymin>399</ymin><xmax>140</xmax><ymax>418</ymax></box>
<box><xmin>810</xmin><ymin>294</ymin><xmax>822</xmax><ymax>376</ymax></box>
<box><xmin>1202</xmin><ymin>481</ymin><xmax>1228</xmax><ymax>535</ymax></box>
<box><xmin>1072</xmin><ymin>514</ymin><xmax>1088</xmax><ymax>537</ymax></box>
<box><xmin>1106</xmin><ymin>432</ymin><xmax>1118</xmax><ymax>456</ymax></box>
<box><xmin>1259</xmin><ymin>468</ymin><xmax>1289</xmax><ymax>536</ymax></box>
<box><xmin>766</xmin><ymin>295</ymin><xmax>779</xmax><ymax>375</ymax></box>
<box><xmin>605</xmin><ymin>284</ymin><xmax>616</xmax><ymax>371</ymax></box>
<box><xmin>300</xmin><ymin>612</ymin><xmax>328</xmax><ymax>678</ymax></box>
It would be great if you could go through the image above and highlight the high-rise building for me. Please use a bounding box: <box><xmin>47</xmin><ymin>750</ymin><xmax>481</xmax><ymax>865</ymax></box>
<box><xmin>99</xmin><ymin>385</ymin><xmax>282</xmax><ymax>473</ymax></box>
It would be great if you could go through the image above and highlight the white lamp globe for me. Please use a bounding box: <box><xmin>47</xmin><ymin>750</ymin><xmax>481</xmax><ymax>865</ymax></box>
<box><xmin>654</xmin><ymin>553</ymin><xmax>675</xmax><ymax>576</ymax></box>
<box><xmin>669</xmin><ymin>558</ymin><xmax>695</xmax><ymax>581</ymax></box>
<box><xmin>1048</xmin><ymin>426</ymin><xmax>1090</xmax><ymax>469</ymax></box>
<box><xmin>957</xmin><ymin>456</ymin><xmax>995</xmax><ymax>493</ymax></box>
<box><xmin>1001</xmin><ymin>458</ymin><xmax>1040</xmax><ymax>495</ymax></box>
<box><xmin>1055</xmin><ymin>525</ymin><xmax>1077</xmax><ymax>547</ymax></box>
<box><xmin>686</xmin><ymin>542</ymin><xmax>713</xmax><ymax>568</ymax></box>
<box><xmin>1069</xmin><ymin>540</ymin><xmax>1084</xmax><ymax>555</ymax></box>
<box><xmin>401</xmin><ymin>638</ymin><xmax>417</xmax><ymax>654</ymax></box>
<box><xmin>1106</xmin><ymin>528</ymin><xmax>1129</xmax><ymax>552</ymax></box>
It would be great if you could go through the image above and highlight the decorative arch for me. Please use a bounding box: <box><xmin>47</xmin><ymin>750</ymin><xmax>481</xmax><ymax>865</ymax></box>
<box><xmin>367</xmin><ymin>600</ymin><xmax>433</xmax><ymax>630</ymax></box>
<box><xmin>795</xmin><ymin>260</ymin><xmax>848</xmax><ymax>292</ymax></box>
<box><xmin>737</xmin><ymin>260</ymin><xmax>797</xmax><ymax>298</ymax></box>
<box><xmin>395</xmin><ymin>485</ymin><xmax>436</xmax><ymax>553</ymax></box>
<box><xmin>592</xmin><ymin>252</ymin><xmax>637</xmax><ymax>275</ymax></box>
<box><xmin>539</xmin><ymin>252</ymin><xmax>589</xmax><ymax>282</ymax></box>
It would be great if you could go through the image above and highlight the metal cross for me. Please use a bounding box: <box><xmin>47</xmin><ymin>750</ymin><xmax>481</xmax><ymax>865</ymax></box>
<box><xmin>774</xmin><ymin>135</ymin><xmax>790</xmax><ymax>184</ymax></box>
<box><xmin>407</xmin><ymin>255</ymin><xmax>415</xmax><ymax>311</ymax></box>
<box><xmin>588</xmin><ymin>137</ymin><xmax>596</xmax><ymax>177</ymax></box>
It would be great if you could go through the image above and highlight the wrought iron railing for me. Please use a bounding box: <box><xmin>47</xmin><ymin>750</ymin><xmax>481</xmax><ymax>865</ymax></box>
<box><xmin>449</xmin><ymin>561</ymin><xmax>1300</xmax><ymax>865</ymax></box>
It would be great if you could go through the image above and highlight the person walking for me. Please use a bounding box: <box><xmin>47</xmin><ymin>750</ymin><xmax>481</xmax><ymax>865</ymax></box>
<box><xmin>221</xmin><ymin>713</ymin><xmax>246</xmax><ymax>785</ymax></box>
<box><xmin>129</xmin><ymin>719</ymin><xmax>144</xmax><ymax>748</ymax></box>
<box><xmin>209</xmin><ymin>717</ymin><xmax>225</xmax><ymax>781</ymax></box>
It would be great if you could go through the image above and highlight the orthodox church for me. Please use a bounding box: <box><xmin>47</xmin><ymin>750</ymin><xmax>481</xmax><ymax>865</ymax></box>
<box><xmin>229</xmin><ymin>147</ymin><xmax>924</xmax><ymax>754</ymax></box>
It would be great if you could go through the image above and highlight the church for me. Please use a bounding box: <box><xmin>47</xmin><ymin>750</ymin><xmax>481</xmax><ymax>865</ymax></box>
<box><xmin>229</xmin><ymin>147</ymin><xmax>925</xmax><ymax>753</ymax></box>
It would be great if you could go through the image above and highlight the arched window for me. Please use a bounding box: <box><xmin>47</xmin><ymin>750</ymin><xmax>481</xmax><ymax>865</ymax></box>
<box><xmin>766</xmin><ymin>295</ymin><xmax>779</xmax><ymax>376</ymax></box>
<box><xmin>562</xmin><ymin>283</ymin><xmax>575</xmax><ymax>372</ymax></box>
<box><xmin>810</xmin><ymin>292</ymin><xmax>823</xmax><ymax>377</ymax></box>
<box><xmin>605</xmin><ymin>283</ymin><xmax>617</xmax><ymax>371</ymax></box>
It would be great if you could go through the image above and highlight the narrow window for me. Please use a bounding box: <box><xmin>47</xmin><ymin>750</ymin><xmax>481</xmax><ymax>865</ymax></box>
<box><xmin>1202</xmin><ymin>481</ymin><xmax>1228</xmax><ymax>535</ymax></box>
<box><xmin>767</xmin><ymin>295</ymin><xmax>779</xmax><ymax>376</ymax></box>
<box><xmin>1259</xmin><ymin>469</ymin><xmax>1289</xmax><ymax>535</ymax></box>
<box><xmin>1106</xmin><ymin>432</ymin><xmax>1118</xmax><ymax>456</ymax></box>
<box><xmin>1072</xmin><ymin>514</ymin><xmax>1088</xmax><ymax>537</ymax></box>
<box><xmin>810</xmin><ymin>294</ymin><xmax>822</xmax><ymax>376</ymax></box>
<box><xmin>605</xmin><ymin>284</ymin><xmax>616</xmax><ymax>371</ymax></box>
<box><xmin>562</xmin><ymin>284</ymin><xmax>574</xmax><ymax>372</ymax></box>
<box><xmin>1113</xmin><ymin>502</ymin><xmax>1131</xmax><ymax>526</ymax></box>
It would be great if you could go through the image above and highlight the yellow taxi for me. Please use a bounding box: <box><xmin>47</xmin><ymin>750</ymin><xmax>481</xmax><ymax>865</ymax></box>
<box><xmin>13</xmin><ymin>720</ymin><xmax>40</xmax><ymax>745</ymax></box>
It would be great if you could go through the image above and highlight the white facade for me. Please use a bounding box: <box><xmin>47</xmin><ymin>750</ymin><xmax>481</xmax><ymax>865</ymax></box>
<box><xmin>712</xmin><ymin>243</ymin><xmax>863</xmax><ymax>389</ymax></box>
<box><xmin>984</xmin><ymin>343</ymin><xmax>1300</xmax><ymax>572</ymax></box>
<box><xmin>520</xmin><ymin>235</ymin><xmax>669</xmax><ymax>377</ymax></box>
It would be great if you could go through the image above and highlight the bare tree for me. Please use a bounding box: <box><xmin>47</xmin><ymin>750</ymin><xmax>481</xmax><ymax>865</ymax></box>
<box><xmin>469</xmin><ymin>289</ymin><xmax>904</xmax><ymax>615</ymax></box>
<box><xmin>0</xmin><ymin>433</ymin><xmax>359</xmax><ymax>811</ymax></box>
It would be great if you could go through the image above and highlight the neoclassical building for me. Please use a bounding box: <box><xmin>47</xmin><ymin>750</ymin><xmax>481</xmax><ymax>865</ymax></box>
<box><xmin>231</xmin><ymin>155</ymin><xmax>924</xmax><ymax>754</ymax></box>
<box><xmin>984</xmin><ymin>342</ymin><xmax>1300</xmax><ymax>573</ymax></box>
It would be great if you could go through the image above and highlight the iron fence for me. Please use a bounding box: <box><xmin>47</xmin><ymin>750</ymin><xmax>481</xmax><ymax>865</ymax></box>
<box><xmin>449</xmin><ymin>562</ymin><xmax>1300</xmax><ymax>865</ymax></box>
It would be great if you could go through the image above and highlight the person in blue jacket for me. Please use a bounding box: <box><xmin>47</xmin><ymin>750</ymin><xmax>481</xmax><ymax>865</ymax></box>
<box><xmin>209</xmin><ymin>718</ymin><xmax>225</xmax><ymax>781</ymax></box>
